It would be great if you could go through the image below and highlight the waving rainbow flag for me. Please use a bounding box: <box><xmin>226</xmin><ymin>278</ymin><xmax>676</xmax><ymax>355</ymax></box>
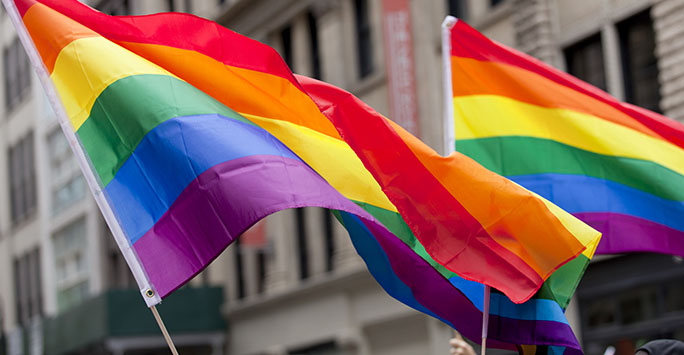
<box><xmin>7</xmin><ymin>1</ymin><xmax>599</xmax><ymax>352</ymax></box>
<box><xmin>448</xmin><ymin>19</ymin><xmax>684</xmax><ymax>258</ymax></box>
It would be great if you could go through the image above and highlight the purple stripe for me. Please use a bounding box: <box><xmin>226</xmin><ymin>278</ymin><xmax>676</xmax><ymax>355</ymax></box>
<box><xmin>359</xmin><ymin>218</ymin><xmax>582</xmax><ymax>350</ymax></box>
<box><xmin>133</xmin><ymin>155</ymin><xmax>363</xmax><ymax>297</ymax></box>
<box><xmin>132</xmin><ymin>153</ymin><xmax>580</xmax><ymax>350</ymax></box>
<box><xmin>578</xmin><ymin>212</ymin><xmax>684</xmax><ymax>257</ymax></box>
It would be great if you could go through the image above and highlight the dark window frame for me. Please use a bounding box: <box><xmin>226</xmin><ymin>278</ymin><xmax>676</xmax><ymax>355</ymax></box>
<box><xmin>447</xmin><ymin>0</ymin><xmax>468</xmax><ymax>20</ymax></box>
<box><xmin>564</xmin><ymin>33</ymin><xmax>608</xmax><ymax>92</ymax></box>
<box><xmin>8</xmin><ymin>132</ymin><xmax>37</xmax><ymax>226</ymax></box>
<box><xmin>234</xmin><ymin>238</ymin><xmax>245</xmax><ymax>299</ymax></box>
<box><xmin>280</xmin><ymin>25</ymin><xmax>294</xmax><ymax>69</ymax></box>
<box><xmin>323</xmin><ymin>210</ymin><xmax>335</xmax><ymax>272</ymax></box>
<box><xmin>295</xmin><ymin>208</ymin><xmax>310</xmax><ymax>280</ymax></box>
<box><xmin>354</xmin><ymin>0</ymin><xmax>374</xmax><ymax>79</ymax></box>
<box><xmin>617</xmin><ymin>9</ymin><xmax>661</xmax><ymax>113</ymax></box>
<box><xmin>307</xmin><ymin>11</ymin><xmax>322</xmax><ymax>80</ymax></box>
<box><xmin>96</xmin><ymin>0</ymin><xmax>131</xmax><ymax>15</ymax></box>
<box><xmin>13</xmin><ymin>248</ymin><xmax>42</xmax><ymax>326</ymax></box>
<box><xmin>3</xmin><ymin>38</ymin><xmax>31</xmax><ymax>113</ymax></box>
<box><xmin>578</xmin><ymin>254</ymin><xmax>684</xmax><ymax>353</ymax></box>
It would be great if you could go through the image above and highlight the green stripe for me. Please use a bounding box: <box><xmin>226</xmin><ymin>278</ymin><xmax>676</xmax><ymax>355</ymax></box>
<box><xmin>354</xmin><ymin>202</ymin><xmax>454</xmax><ymax>279</ymax></box>
<box><xmin>456</xmin><ymin>136</ymin><xmax>684</xmax><ymax>201</ymax></box>
<box><xmin>352</xmin><ymin>201</ymin><xmax>588</xmax><ymax>307</ymax></box>
<box><xmin>76</xmin><ymin>74</ymin><xmax>256</xmax><ymax>186</ymax></box>
<box><xmin>535</xmin><ymin>253</ymin><xmax>589</xmax><ymax>308</ymax></box>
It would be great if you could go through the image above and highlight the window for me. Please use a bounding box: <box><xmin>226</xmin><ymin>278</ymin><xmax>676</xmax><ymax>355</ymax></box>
<box><xmin>295</xmin><ymin>208</ymin><xmax>310</xmax><ymax>280</ymax></box>
<box><xmin>3</xmin><ymin>37</ymin><xmax>31</xmax><ymax>112</ymax></box>
<box><xmin>13</xmin><ymin>249</ymin><xmax>42</xmax><ymax>326</ymax></box>
<box><xmin>307</xmin><ymin>11</ymin><xmax>322</xmax><ymax>80</ymax></box>
<box><xmin>8</xmin><ymin>132</ymin><xmax>36</xmax><ymax>226</ymax></box>
<box><xmin>618</xmin><ymin>10</ymin><xmax>661</xmax><ymax>113</ymax></box>
<box><xmin>564</xmin><ymin>34</ymin><xmax>607</xmax><ymax>91</ymax></box>
<box><xmin>48</xmin><ymin>130</ymin><xmax>85</xmax><ymax>214</ymax></box>
<box><xmin>578</xmin><ymin>254</ymin><xmax>684</xmax><ymax>354</ymax></box>
<box><xmin>289</xmin><ymin>341</ymin><xmax>341</xmax><ymax>355</ymax></box>
<box><xmin>103</xmin><ymin>224</ymin><xmax>136</xmax><ymax>289</ymax></box>
<box><xmin>53</xmin><ymin>219</ymin><xmax>89</xmax><ymax>312</ymax></box>
<box><xmin>280</xmin><ymin>25</ymin><xmax>294</xmax><ymax>69</ymax></box>
<box><xmin>323</xmin><ymin>210</ymin><xmax>335</xmax><ymax>272</ymax></box>
<box><xmin>97</xmin><ymin>0</ymin><xmax>131</xmax><ymax>15</ymax></box>
<box><xmin>447</xmin><ymin>0</ymin><xmax>467</xmax><ymax>20</ymax></box>
<box><xmin>354</xmin><ymin>0</ymin><xmax>374</xmax><ymax>79</ymax></box>
<box><xmin>256</xmin><ymin>248</ymin><xmax>267</xmax><ymax>293</ymax></box>
<box><xmin>234</xmin><ymin>238</ymin><xmax>245</xmax><ymax>299</ymax></box>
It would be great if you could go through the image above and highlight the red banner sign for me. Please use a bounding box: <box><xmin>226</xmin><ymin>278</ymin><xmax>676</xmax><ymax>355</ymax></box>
<box><xmin>381</xmin><ymin>0</ymin><xmax>419</xmax><ymax>136</ymax></box>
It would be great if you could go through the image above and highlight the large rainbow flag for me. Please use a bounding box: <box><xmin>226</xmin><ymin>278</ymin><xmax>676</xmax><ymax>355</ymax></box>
<box><xmin>448</xmin><ymin>19</ymin><xmax>684</xmax><ymax>258</ymax></box>
<box><xmin>7</xmin><ymin>0</ymin><xmax>599</xmax><ymax>352</ymax></box>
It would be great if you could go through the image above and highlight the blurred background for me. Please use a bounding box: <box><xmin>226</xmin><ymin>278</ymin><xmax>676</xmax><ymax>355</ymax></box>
<box><xmin>1</xmin><ymin>0</ymin><xmax>684</xmax><ymax>354</ymax></box>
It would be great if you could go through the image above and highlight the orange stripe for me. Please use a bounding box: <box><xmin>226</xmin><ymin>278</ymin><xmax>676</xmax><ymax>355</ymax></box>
<box><xmin>116</xmin><ymin>34</ymin><xmax>583</xmax><ymax>278</ymax></box>
<box><xmin>115</xmin><ymin>41</ymin><xmax>342</xmax><ymax>140</ymax></box>
<box><xmin>386</xmin><ymin>119</ymin><xmax>584</xmax><ymax>274</ymax></box>
<box><xmin>22</xmin><ymin>3</ymin><xmax>340</xmax><ymax>141</ymax></box>
<box><xmin>23</xmin><ymin>2</ymin><xmax>98</xmax><ymax>73</ymax></box>
<box><xmin>451</xmin><ymin>56</ymin><xmax>663</xmax><ymax>140</ymax></box>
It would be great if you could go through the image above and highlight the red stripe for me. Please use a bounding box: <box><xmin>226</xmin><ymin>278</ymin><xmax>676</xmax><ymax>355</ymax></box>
<box><xmin>450</xmin><ymin>20</ymin><xmax>684</xmax><ymax>150</ymax></box>
<box><xmin>21</xmin><ymin>0</ymin><xmax>302</xmax><ymax>90</ymax></box>
<box><xmin>300</xmin><ymin>75</ymin><xmax>544</xmax><ymax>303</ymax></box>
<box><xmin>12</xmin><ymin>0</ymin><xmax>37</xmax><ymax>16</ymax></box>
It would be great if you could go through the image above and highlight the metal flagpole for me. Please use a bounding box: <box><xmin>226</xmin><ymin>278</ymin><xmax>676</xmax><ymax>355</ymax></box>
<box><xmin>1</xmin><ymin>2</ymin><xmax>179</xmax><ymax>353</ymax></box>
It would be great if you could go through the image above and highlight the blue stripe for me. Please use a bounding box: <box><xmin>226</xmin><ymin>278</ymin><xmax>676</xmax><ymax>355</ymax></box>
<box><xmin>448</xmin><ymin>276</ymin><xmax>569</xmax><ymax>323</ymax></box>
<box><xmin>549</xmin><ymin>346</ymin><xmax>568</xmax><ymax>355</ymax></box>
<box><xmin>510</xmin><ymin>173</ymin><xmax>684</xmax><ymax>232</ymax></box>
<box><xmin>105</xmin><ymin>113</ymin><xmax>301</xmax><ymax>244</ymax></box>
<box><xmin>338</xmin><ymin>211</ymin><xmax>452</xmax><ymax>326</ymax></box>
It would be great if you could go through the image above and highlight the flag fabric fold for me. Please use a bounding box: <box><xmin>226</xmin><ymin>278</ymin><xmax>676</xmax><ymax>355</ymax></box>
<box><xmin>9</xmin><ymin>1</ymin><xmax>600</xmax><ymax>352</ymax></box>
<box><xmin>448</xmin><ymin>19</ymin><xmax>684</xmax><ymax>258</ymax></box>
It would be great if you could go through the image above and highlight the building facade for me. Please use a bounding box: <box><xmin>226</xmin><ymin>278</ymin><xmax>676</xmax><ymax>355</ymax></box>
<box><xmin>0</xmin><ymin>0</ymin><xmax>683</xmax><ymax>355</ymax></box>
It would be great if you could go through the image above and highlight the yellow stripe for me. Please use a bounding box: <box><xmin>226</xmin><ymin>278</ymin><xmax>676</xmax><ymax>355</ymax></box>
<box><xmin>242</xmin><ymin>113</ymin><xmax>397</xmax><ymax>213</ymax></box>
<box><xmin>534</xmin><ymin>192</ymin><xmax>600</xmax><ymax>258</ymax></box>
<box><xmin>453</xmin><ymin>95</ymin><xmax>684</xmax><ymax>176</ymax></box>
<box><xmin>51</xmin><ymin>37</ymin><xmax>173</xmax><ymax>131</ymax></box>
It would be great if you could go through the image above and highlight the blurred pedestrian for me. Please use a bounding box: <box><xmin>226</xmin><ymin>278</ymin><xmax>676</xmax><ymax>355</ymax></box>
<box><xmin>450</xmin><ymin>332</ymin><xmax>476</xmax><ymax>355</ymax></box>
<box><xmin>635</xmin><ymin>339</ymin><xmax>684</xmax><ymax>355</ymax></box>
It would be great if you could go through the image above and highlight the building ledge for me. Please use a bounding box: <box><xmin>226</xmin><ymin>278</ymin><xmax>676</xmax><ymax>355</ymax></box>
<box><xmin>43</xmin><ymin>286</ymin><xmax>226</xmax><ymax>355</ymax></box>
<box><xmin>224</xmin><ymin>264</ymin><xmax>370</xmax><ymax>317</ymax></box>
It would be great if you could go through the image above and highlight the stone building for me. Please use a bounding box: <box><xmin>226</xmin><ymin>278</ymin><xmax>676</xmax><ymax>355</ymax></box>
<box><xmin>0</xmin><ymin>0</ymin><xmax>683</xmax><ymax>354</ymax></box>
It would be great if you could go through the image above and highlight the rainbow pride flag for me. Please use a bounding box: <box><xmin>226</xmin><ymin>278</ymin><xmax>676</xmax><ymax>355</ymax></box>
<box><xmin>448</xmin><ymin>20</ymin><xmax>684</xmax><ymax>259</ymax></box>
<box><xmin>9</xmin><ymin>1</ymin><xmax>599</xmax><ymax>351</ymax></box>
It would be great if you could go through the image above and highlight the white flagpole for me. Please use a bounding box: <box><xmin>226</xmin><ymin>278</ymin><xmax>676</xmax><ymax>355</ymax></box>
<box><xmin>441</xmin><ymin>15</ymin><xmax>457</xmax><ymax>156</ymax></box>
<box><xmin>151</xmin><ymin>305</ymin><xmax>180</xmax><ymax>355</ymax></box>
<box><xmin>442</xmin><ymin>16</ymin><xmax>491</xmax><ymax>355</ymax></box>
<box><xmin>2</xmin><ymin>2</ymin><xmax>182</xmax><ymax>353</ymax></box>
<box><xmin>481</xmin><ymin>286</ymin><xmax>491</xmax><ymax>355</ymax></box>
<box><xmin>1</xmin><ymin>0</ymin><xmax>159</xmax><ymax>307</ymax></box>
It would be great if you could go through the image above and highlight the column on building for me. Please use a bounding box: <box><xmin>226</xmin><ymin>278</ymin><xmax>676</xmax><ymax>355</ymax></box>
<box><xmin>653</xmin><ymin>0</ymin><xmax>684</xmax><ymax>123</ymax></box>
<box><xmin>512</xmin><ymin>0</ymin><xmax>562</xmax><ymax>67</ymax></box>
<box><xmin>263</xmin><ymin>209</ymin><xmax>296</xmax><ymax>293</ymax></box>
<box><xmin>312</xmin><ymin>0</ymin><xmax>362</xmax><ymax>272</ymax></box>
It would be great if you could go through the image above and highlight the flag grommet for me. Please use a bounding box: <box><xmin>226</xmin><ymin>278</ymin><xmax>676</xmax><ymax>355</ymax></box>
<box><xmin>145</xmin><ymin>289</ymin><xmax>155</xmax><ymax>298</ymax></box>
